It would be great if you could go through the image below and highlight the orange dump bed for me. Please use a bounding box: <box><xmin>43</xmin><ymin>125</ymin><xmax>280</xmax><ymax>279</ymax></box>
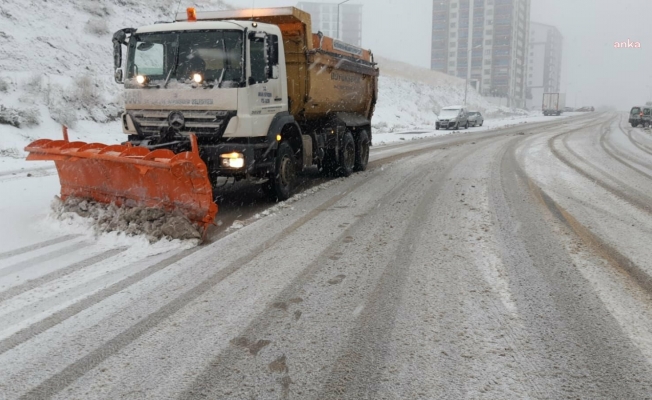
<box><xmin>311</xmin><ymin>35</ymin><xmax>372</xmax><ymax>62</ymax></box>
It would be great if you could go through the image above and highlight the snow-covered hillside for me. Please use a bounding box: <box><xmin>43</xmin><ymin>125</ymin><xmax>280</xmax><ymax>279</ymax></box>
<box><xmin>0</xmin><ymin>0</ymin><xmax>232</xmax><ymax>161</ymax></box>
<box><xmin>0</xmin><ymin>0</ymin><xmax>232</xmax><ymax>124</ymax></box>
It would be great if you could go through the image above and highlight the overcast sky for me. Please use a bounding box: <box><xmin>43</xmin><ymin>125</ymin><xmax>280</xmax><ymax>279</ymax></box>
<box><xmin>225</xmin><ymin>0</ymin><xmax>652</xmax><ymax>109</ymax></box>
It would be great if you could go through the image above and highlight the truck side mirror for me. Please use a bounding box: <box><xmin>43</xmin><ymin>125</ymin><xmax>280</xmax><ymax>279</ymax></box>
<box><xmin>113</xmin><ymin>41</ymin><xmax>122</xmax><ymax>71</ymax></box>
<box><xmin>112</xmin><ymin>28</ymin><xmax>135</xmax><ymax>84</ymax></box>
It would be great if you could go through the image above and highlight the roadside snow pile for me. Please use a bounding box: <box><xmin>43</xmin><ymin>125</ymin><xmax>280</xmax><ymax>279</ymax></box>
<box><xmin>51</xmin><ymin>197</ymin><xmax>202</xmax><ymax>242</ymax></box>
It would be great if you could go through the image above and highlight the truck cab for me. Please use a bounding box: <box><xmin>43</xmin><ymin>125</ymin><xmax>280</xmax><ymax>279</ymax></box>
<box><xmin>116</xmin><ymin>19</ymin><xmax>286</xmax><ymax>175</ymax></box>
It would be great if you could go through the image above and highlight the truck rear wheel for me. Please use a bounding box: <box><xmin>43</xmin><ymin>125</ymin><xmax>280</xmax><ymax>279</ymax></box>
<box><xmin>354</xmin><ymin>130</ymin><xmax>370</xmax><ymax>171</ymax></box>
<box><xmin>338</xmin><ymin>132</ymin><xmax>355</xmax><ymax>177</ymax></box>
<box><xmin>269</xmin><ymin>142</ymin><xmax>295</xmax><ymax>201</ymax></box>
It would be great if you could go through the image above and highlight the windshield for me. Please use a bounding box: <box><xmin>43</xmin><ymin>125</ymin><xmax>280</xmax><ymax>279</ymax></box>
<box><xmin>631</xmin><ymin>107</ymin><xmax>641</xmax><ymax>114</ymax></box>
<box><xmin>126</xmin><ymin>30</ymin><xmax>244</xmax><ymax>87</ymax></box>
<box><xmin>440</xmin><ymin>109</ymin><xmax>461</xmax><ymax>118</ymax></box>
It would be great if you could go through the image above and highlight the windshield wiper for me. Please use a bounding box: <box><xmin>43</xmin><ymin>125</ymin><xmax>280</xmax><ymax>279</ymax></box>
<box><xmin>217</xmin><ymin>36</ymin><xmax>229</xmax><ymax>89</ymax></box>
<box><xmin>217</xmin><ymin>68</ymin><xmax>226</xmax><ymax>88</ymax></box>
<box><xmin>164</xmin><ymin>40</ymin><xmax>180</xmax><ymax>89</ymax></box>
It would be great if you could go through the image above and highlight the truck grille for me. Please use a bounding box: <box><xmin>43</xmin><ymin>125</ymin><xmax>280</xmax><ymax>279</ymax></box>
<box><xmin>129</xmin><ymin>110</ymin><xmax>230</xmax><ymax>136</ymax></box>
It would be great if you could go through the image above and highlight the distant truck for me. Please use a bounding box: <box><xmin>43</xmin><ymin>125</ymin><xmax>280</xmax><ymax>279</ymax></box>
<box><xmin>542</xmin><ymin>93</ymin><xmax>566</xmax><ymax>116</ymax></box>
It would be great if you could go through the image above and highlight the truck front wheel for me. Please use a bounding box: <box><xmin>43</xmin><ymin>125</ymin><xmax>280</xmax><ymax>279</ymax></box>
<box><xmin>354</xmin><ymin>130</ymin><xmax>370</xmax><ymax>172</ymax></box>
<box><xmin>339</xmin><ymin>132</ymin><xmax>356</xmax><ymax>177</ymax></box>
<box><xmin>270</xmin><ymin>142</ymin><xmax>295</xmax><ymax>201</ymax></box>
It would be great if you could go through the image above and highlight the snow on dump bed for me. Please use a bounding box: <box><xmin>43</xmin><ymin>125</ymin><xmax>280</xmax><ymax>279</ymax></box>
<box><xmin>51</xmin><ymin>197</ymin><xmax>203</xmax><ymax>243</ymax></box>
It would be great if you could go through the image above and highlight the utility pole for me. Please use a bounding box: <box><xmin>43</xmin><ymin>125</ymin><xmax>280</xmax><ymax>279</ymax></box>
<box><xmin>337</xmin><ymin>0</ymin><xmax>350</xmax><ymax>40</ymax></box>
<box><xmin>464</xmin><ymin>45</ymin><xmax>481</xmax><ymax>105</ymax></box>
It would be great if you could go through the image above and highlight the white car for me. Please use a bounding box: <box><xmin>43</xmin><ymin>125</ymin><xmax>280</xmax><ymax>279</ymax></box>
<box><xmin>436</xmin><ymin>106</ymin><xmax>469</xmax><ymax>130</ymax></box>
<box><xmin>467</xmin><ymin>111</ymin><xmax>484</xmax><ymax>127</ymax></box>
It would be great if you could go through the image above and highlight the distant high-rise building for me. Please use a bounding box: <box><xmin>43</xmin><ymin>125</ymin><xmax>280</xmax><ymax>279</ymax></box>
<box><xmin>297</xmin><ymin>2</ymin><xmax>362</xmax><ymax>47</ymax></box>
<box><xmin>431</xmin><ymin>0</ymin><xmax>531</xmax><ymax>108</ymax></box>
<box><xmin>526</xmin><ymin>22</ymin><xmax>563</xmax><ymax>110</ymax></box>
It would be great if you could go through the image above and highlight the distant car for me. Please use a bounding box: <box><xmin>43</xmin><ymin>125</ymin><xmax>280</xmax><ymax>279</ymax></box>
<box><xmin>564</xmin><ymin>106</ymin><xmax>575</xmax><ymax>112</ymax></box>
<box><xmin>629</xmin><ymin>106</ymin><xmax>643</xmax><ymax>127</ymax></box>
<box><xmin>467</xmin><ymin>111</ymin><xmax>484</xmax><ymax>127</ymax></box>
<box><xmin>436</xmin><ymin>106</ymin><xmax>469</xmax><ymax>130</ymax></box>
<box><xmin>642</xmin><ymin>107</ymin><xmax>652</xmax><ymax>127</ymax></box>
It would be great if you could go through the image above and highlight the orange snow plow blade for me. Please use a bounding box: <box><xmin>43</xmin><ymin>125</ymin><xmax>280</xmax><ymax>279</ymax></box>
<box><xmin>24</xmin><ymin>132</ymin><xmax>217</xmax><ymax>235</ymax></box>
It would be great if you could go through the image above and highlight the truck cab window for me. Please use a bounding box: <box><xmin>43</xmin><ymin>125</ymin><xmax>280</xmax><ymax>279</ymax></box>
<box><xmin>267</xmin><ymin>34</ymin><xmax>279</xmax><ymax>79</ymax></box>
<box><xmin>133</xmin><ymin>42</ymin><xmax>165</xmax><ymax>76</ymax></box>
<box><xmin>250</xmin><ymin>38</ymin><xmax>266</xmax><ymax>84</ymax></box>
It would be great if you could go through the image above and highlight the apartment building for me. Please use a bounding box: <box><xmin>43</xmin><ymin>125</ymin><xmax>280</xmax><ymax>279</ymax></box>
<box><xmin>297</xmin><ymin>2</ymin><xmax>363</xmax><ymax>47</ymax></box>
<box><xmin>526</xmin><ymin>22</ymin><xmax>563</xmax><ymax>110</ymax></box>
<box><xmin>431</xmin><ymin>0</ymin><xmax>531</xmax><ymax>108</ymax></box>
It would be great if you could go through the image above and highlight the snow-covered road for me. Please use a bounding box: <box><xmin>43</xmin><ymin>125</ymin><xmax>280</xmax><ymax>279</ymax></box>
<box><xmin>3</xmin><ymin>113</ymin><xmax>652</xmax><ymax>399</ymax></box>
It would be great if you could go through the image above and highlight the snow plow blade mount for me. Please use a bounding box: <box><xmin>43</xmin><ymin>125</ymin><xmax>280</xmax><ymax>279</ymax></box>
<box><xmin>24</xmin><ymin>134</ymin><xmax>217</xmax><ymax>236</ymax></box>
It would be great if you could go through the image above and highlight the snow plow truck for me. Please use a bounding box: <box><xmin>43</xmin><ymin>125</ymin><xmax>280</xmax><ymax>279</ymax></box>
<box><xmin>25</xmin><ymin>7</ymin><xmax>379</xmax><ymax>236</ymax></box>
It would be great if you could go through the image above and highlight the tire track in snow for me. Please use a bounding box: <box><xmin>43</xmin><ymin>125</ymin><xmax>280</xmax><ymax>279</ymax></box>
<box><xmin>0</xmin><ymin>242</ymin><xmax>91</xmax><ymax>279</ymax></box>
<box><xmin>598</xmin><ymin>121</ymin><xmax>652</xmax><ymax>180</ymax></box>
<box><xmin>618</xmin><ymin>117</ymin><xmax>652</xmax><ymax>156</ymax></box>
<box><xmin>0</xmin><ymin>247</ymin><xmax>128</xmax><ymax>303</ymax></box>
<box><xmin>548</xmin><ymin>116</ymin><xmax>652</xmax><ymax>216</ymax></box>
<box><xmin>0</xmin><ymin>235</ymin><xmax>81</xmax><ymax>261</ymax></box>
<box><xmin>0</xmin><ymin>247</ymin><xmax>199</xmax><ymax>356</ymax></box>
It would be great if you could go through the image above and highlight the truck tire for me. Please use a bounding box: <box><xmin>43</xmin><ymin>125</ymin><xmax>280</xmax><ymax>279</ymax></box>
<box><xmin>338</xmin><ymin>132</ymin><xmax>355</xmax><ymax>177</ymax></box>
<box><xmin>632</xmin><ymin>123</ymin><xmax>638</xmax><ymax>128</ymax></box>
<box><xmin>464</xmin><ymin>121</ymin><xmax>469</xmax><ymax>129</ymax></box>
<box><xmin>269</xmin><ymin>142</ymin><xmax>295</xmax><ymax>201</ymax></box>
<box><xmin>354</xmin><ymin>130</ymin><xmax>370</xmax><ymax>172</ymax></box>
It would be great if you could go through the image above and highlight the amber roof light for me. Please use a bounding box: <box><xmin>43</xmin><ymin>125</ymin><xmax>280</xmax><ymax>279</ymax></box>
<box><xmin>187</xmin><ymin>7</ymin><xmax>197</xmax><ymax>22</ymax></box>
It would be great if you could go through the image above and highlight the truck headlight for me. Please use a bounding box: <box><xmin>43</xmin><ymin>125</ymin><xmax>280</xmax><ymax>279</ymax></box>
<box><xmin>220</xmin><ymin>152</ymin><xmax>244</xmax><ymax>169</ymax></box>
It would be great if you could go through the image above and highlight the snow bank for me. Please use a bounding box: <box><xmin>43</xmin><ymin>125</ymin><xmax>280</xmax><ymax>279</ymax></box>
<box><xmin>51</xmin><ymin>197</ymin><xmax>203</xmax><ymax>242</ymax></box>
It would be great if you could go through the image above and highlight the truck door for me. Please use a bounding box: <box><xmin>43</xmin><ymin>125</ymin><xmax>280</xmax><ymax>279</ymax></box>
<box><xmin>247</xmin><ymin>31</ymin><xmax>283</xmax><ymax>137</ymax></box>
